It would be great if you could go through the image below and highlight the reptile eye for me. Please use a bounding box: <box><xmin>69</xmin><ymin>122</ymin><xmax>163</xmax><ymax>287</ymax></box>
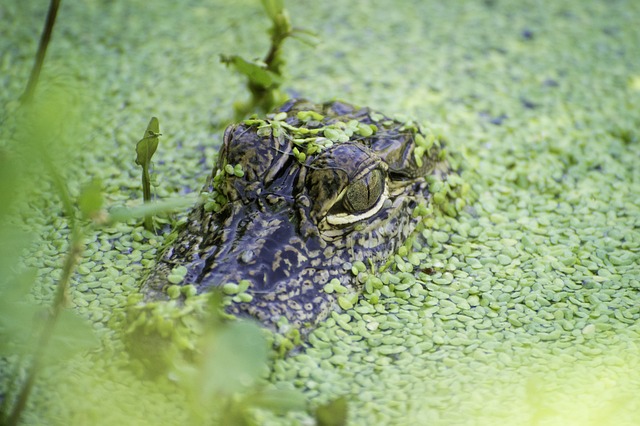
<box><xmin>325</xmin><ymin>168</ymin><xmax>387</xmax><ymax>226</ymax></box>
<box><xmin>343</xmin><ymin>169</ymin><xmax>384</xmax><ymax>214</ymax></box>
<box><xmin>305</xmin><ymin>142</ymin><xmax>389</xmax><ymax>226</ymax></box>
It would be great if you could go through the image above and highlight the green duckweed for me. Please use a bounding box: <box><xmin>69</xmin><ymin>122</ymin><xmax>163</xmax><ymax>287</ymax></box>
<box><xmin>3</xmin><ymin>0</ymin><xmax>640</xmax><ymax>425</ymax></box>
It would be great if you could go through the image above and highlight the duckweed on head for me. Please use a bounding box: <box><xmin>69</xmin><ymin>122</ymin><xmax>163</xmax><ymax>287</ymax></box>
<box><xmin>1</xmin><ymin>0</ymin><xmax>640</xmax><ymax>425</ymax></box>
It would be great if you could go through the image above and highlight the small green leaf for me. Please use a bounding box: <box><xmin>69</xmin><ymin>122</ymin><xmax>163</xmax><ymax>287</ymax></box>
<box><xmin>273</xmin><ymin>111</ymin><xmax>287</xmax><ymax>121</ymax></box>
<box><xmin>323</xmin><ymin>128</ymin><xmax>342</xmax><ymax>141</ymax></box>
<box><xmin>222</xmin><ymin>283</ymin><xmax>239</xmax><ymax>295</ymax></box>
<box><xmin>369</xmin><ymin>112</ymin><xmax>384</xmax><ymax>122</ymax></box>
<box><xmin>238</xmin><ymin>280</ymin><xmax>251</xmax><ymax>292</ymax></box>
<box><xmin>414</xmin><ymin>146</ymin><xmax>425</xmax><ymax>168</ymax></box>
<box><xmin>135</xmin><ymin>117</ymin><xmax>161</xmax><ymax>167</ymax></box>
<box><xmin>168</xmin><ymin>275</ymin><xmax>184</xmax><ymax>285</ymax></box>
<box><xmin>243</xmin><ymin>119</ymin><xmax>266</xmax><ymax>126</ymax></box>
<box><xmin>337</xmin><ymin>296</ymin><xmax>353</xmax><ymax>310</ymax></box>
<box><xmin>233</xmin><ymin>164</ymin><xmax>245</xmax><ymax>177</ymax></box>
<box><xmin>297</xmin><ymin>110</ymin><xmax>324</xmax><ymax>122</ymax></box>
<box><xmin>356</xmin><ymin>122</ymin><xmax>374</xmax><ymax>137</ymax></box>
<box><xmin>257</xmin><ymin>125</ymin><xmax>273</xmax><ymax>137</ymax></box>
<box><xmin>167</xmin><ymin>284</ymin><xmax>182</xmax><ymax>297</ymax></box>
<box><xmin>220</xmin><ymin>55</ymin><xmax>282</xmax><ymax>89</ymax></box>
<box><xmin>237</xmin><ymin>293</ymin><xmax>253</xmax><ymax>303</ymax></box>
<box><xmin>171</xmin><ymin>266</ymin><xmax>188</xmax><ymax>278</ymax></box>
<box><xmin>415</xmin><ymin>132</ymin><xmax>435</xmax><ymax>150</ymax></box>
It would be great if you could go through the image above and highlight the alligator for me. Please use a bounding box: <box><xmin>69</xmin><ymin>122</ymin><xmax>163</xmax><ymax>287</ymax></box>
<box><xmin>140</xmin><ymin>99</ymin><xmax>448</xmax><ymax>334</ymax></box>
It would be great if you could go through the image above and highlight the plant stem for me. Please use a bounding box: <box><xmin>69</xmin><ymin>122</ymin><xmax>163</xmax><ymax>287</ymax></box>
<box><xmin>21</xmin><ymin>0</ymin><xmax>62</xmax><ymax>104</ymax></box>
<box><xmin>142</xmin><ymin>166</ymin><xmax>154</xmax><ymax>231</ymax></box>
<box><xmin>6</xmin><ymin>227</ymin><xmax>83</xmax><ymax>426</ymax></box>
<box><xmin>263</xmin><ymin>26</ymin><xmax>287</xmax><ymax>76</ymax></box>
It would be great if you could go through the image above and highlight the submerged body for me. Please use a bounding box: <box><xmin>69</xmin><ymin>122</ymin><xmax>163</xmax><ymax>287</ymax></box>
<box><xmin>142</xmin><ymin>99</ymin><xmax>447</xmax><ymax>332</ymax></box>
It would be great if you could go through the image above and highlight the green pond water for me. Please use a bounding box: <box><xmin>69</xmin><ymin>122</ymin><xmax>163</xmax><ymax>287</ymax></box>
<box><xmin>1</xmin><ymin>0</ymin><xmax>639</xmax><ymax>425</ymax></box>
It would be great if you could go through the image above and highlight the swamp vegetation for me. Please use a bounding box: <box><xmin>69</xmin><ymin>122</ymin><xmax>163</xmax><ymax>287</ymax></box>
<box><xmin>1</xmin><ymin>0</ymin><xmax>639</xmax><ymax>425</ymax></box>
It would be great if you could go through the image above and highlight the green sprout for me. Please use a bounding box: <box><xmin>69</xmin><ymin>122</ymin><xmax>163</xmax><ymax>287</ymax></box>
<box><xmin>134</xmin><ymin>116</ymin><xmax>161</xmax><ymax>231</ymax></box>
<box><xmin>221</xmin><ymin>0</ymin><xmax>317</xmax><ymax>119</ymax></box>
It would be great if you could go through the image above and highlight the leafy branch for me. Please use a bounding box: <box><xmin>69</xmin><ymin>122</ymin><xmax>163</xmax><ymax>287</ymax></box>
<box><xmin>221</xmin><ymin>0</ymin><xmax>317</xmax><ymax>119</ymax></box>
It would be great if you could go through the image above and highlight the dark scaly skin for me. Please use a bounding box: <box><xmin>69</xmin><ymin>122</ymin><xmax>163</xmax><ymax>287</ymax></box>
<box><xmin>141</xmin><ymin>99</ymin><xmax>448</xmax><ymax>332</ymax></box>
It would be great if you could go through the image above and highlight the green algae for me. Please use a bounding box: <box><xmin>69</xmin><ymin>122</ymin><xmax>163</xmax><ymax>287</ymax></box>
<box><xmin>1</xmin><ymin>0</ymin><xmax>640</xmax><ymax>425</ymax></box>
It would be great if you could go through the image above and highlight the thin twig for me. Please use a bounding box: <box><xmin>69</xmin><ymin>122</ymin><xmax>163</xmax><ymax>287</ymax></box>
<box><xmin>21</xmin><ymin>0</ymin><xmax>62</xmax><ymax>104</ymax></box>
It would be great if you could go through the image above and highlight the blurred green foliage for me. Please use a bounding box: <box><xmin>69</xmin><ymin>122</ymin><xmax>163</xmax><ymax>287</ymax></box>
<box><xmin>177</xmin><ymin>314</ymin><xmax>308</xmax><ymax>424</ymax></box>
<box><xmin>0</xmin><ymin>87</ymin><xmax>100</xmax><ymax>425</ymax></box>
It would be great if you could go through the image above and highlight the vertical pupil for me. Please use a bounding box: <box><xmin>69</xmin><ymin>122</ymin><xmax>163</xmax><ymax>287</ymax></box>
<box><xmin>343</xmin><ymin>169</ymin><xmax>384</xmax><ymax>213</ymax></box>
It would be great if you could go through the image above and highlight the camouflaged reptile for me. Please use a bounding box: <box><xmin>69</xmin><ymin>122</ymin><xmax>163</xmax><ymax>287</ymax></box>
<box><xmin>141</xmin><ymin>99</ymin><xmax>448</xmax><ymax>333</ymax></box>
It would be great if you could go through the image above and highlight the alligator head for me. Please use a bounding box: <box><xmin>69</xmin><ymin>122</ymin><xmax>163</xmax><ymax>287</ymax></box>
<box><xmin>141</xmin><ymin>99</ymin><xmax>447</xmax><ymax>332</ymax></box>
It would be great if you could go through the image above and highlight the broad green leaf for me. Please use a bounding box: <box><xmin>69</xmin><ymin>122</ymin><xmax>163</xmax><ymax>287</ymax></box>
<box><xmin>0</xmin><ymin>229</ymin><xmax>33</xmax><ymax>279</ymax></box>
<box><xmin>199</xmin><ymin>320</ymin><xmax>268</xmax><ymax>398</ymax></box>
<box><xmin>245</xmin><ymin>388</ymin><xmax>307</xmax><ymax>414</ymax></box>
<box><xmin>0</xmin><ymin>270</ymin><xmax>40</xmax><ymax>356</ymax></box>
<box><xmin>315</xmin><ymin>396</ymin><xmax>348</xmax><ymax>426</ymax></box>
<box><xmin>135</xmin><ymin>117</ymin><xmax>160</xmax><ymax>167</ymax></box>
<box><xmin>0</xmin><ymin>269</ymin><xmax>97</xmax><ymax>363</ymax></box>
<box><xmin>44</xmin><ymin>310</ymin><xmax>98</xmax><ymax>365</ymax></box>
<box><xmin>220</xmin><ymin>55</ymin><xmax>282</xmax><ymax>89</ymax></box>
<box><xmin>78</xmin><ymin>178</ymin><xmax>104</xmax><ymax>220</ymax></box>
<box><xmin>0</xmin><ymin>268</ymin><xmax>35</xmax><ymax>300</ymax></box>
<box><xmin>0</xmin><ymin>148</ymin><xmax>20</xmax><ymax>219</ymax></box>
<box><xmin>106</xmin><ymin>195</ymin><xmax>196</xmax><ymax>223</ymax></box>
<box><xmin>0</xmin><ymin>305</ymin><xmax>41</xmax><ymax>357</ymax></box>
